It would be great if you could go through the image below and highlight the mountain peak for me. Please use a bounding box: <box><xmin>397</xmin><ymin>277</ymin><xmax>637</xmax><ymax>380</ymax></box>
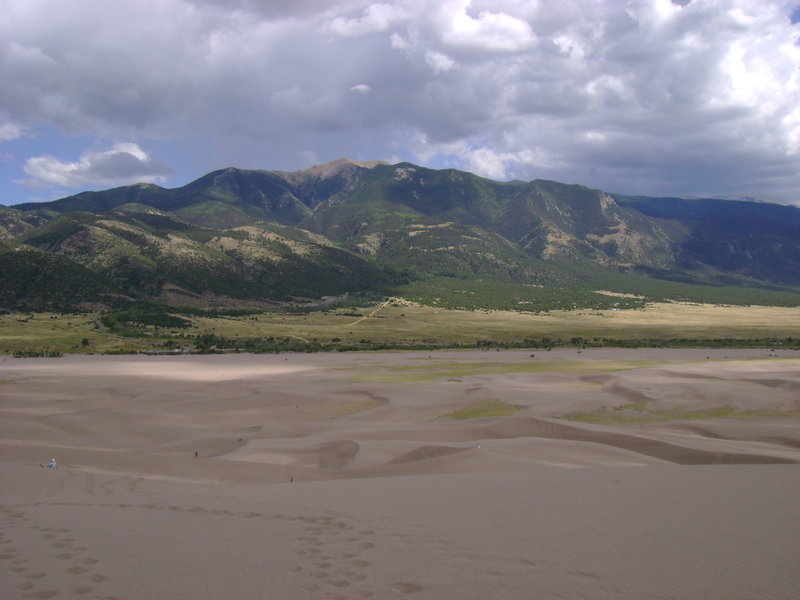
<box><xmin>287</xmin><ymin>158</ymin><xmax>387</xmax><ymax>179</ymax></box>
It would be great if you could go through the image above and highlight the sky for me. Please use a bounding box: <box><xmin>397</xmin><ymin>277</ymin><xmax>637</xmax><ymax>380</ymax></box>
<box><xmin>1</xmin><ymin>0</ymin><xmax>799</xmax><ymax>207</ymax></box>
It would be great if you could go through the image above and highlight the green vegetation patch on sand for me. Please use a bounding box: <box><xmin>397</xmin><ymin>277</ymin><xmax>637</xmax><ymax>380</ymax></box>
<box><xmin>349</xmin><ymin>360</ymin><xmax>658</xmax><ymax>383</ymax></box>
<box><xmin>442</xmin><ymin>398</ymin><xmax>521</xmax><ymax>420</ymax></box>
<box><xmin>559</xmin><ymin>402</ymin><xmax>800</xmax><ymax>425</ymax></box>
<box><xmin>297</xmin><ymin>398</ymin><xmax>383</xmax><ymax>420</ymax></box>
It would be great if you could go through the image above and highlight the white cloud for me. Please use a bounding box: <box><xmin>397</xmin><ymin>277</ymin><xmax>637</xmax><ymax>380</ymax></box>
<box><xmin>461</xmin><ymin>146</ymin><xmax>513</xmax><ymax>179</ymax></box>
<box><xmin>437</xmin><ymin>0</ymin><xmax>535</xmax><ymax>52</ymax></box>
<box><xmin>21</xmin><ymin>143</ymin><xmax>172</xmax><ymax>189</ymax></box>
<box><xmin>0</xmin><ymin>0</ymin><xmax>798</xmax><ymax>204</ymax></box>
<box><xmin>329</xmin><ymin>3</ymin><xmax>408</xmax><ymax>37</ymax></box>
<box><xmin>0</xmin><ymin>121</ymin><xmax>23</xmax><ymax>142</ymax></box>
<box><xmin>350</xmin><ymin>83</ymin><xmax>372</xmax><ymax>94</ymax></box>
<box><xmin>424</xmin><ymin>50</ymin><xmax>455</xmax><ymax>73</ymax></box>
<box><xmin>390</xmin><ymin>32</ymin><xmax>409</xmax><ymax>49</ymax></box>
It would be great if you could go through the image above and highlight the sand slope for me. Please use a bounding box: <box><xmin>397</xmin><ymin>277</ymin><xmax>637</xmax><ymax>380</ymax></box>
<box><xmin>2</xmin><ymin>349</ymin><xmax>799</xmax><ymax>599</ymax></box>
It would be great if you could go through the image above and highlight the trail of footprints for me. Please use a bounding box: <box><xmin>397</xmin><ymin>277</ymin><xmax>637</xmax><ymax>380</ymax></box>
<box><xmin>0</xmin><ymin>506</ymin><xmax>111</xmax><ymax>600</ymax></box>
<box><xmin>290</xmin><ymin>515</ymin><xmax>377</xmax><ymax>598</ymax></box>
<box><xmin>289</xmin><ymin>513</ymin><xmax>426</xmax><ymax>599</ymax></box>
<box><xmin>2</xmin><ymin>501</ymin><xmax>425</xmax><ymax>599</ymax></box>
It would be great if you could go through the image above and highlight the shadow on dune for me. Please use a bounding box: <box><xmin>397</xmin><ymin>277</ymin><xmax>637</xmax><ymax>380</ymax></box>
<box><xmin>477</xmin><ymin>417</ymin><xmax>799</xmax><ymax>465</ymax></box>
<box><xmin>301</xmin><ymin>440</ymin><xmax>360</xmax><ymax>469</ymax></box>
<box><xmin>386</xmin><ymin>445</ymin><xmax>469</xmax><ymax>466</ymax></box>
<box><xmin>668</xmin><ymin>423</ymin><xmax>800</xmax><ymax>449</ymax></box>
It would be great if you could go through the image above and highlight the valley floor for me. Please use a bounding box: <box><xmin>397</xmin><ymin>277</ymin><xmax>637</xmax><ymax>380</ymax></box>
<box><xmin>1</xmin><ymin>349</ymin><xmax>799</xmax><ymax>599</ymax></box>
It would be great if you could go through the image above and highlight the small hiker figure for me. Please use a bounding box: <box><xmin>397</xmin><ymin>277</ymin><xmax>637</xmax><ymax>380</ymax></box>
<box><xmin>194</xmin><ymin>451</ymin><xmax>198</xmax><ymax>459</ymax></box>
<box><xmin>47</xmin><ymin>458</ymin><xmax>58</xmax><ymax>469</ymax></box>
<box><xmin>476</xmin><ymin>442</ymin><xmax>480</xmax><ymax>449</ymax></box>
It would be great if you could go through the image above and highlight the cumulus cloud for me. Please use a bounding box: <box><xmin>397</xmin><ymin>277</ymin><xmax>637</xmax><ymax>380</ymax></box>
<box><xmin>424</xmin><ymin>50</ymin><xmax>455</xmax><ymax>73</ymax></box>
<box><xmin>0</xmin><ymin>121</ymin><xmax>23</xmax><ymax>142</ymax></box>
<box><xmin>21</xmin><ymin>143</ymin><xmax>172</xmax><ymax>189</ymax></box>
<box><xmin>436</xmin><ymin>0</ymin><xmax>536</xmax><ymax>52</ymax></box>
<box><xmin>1</xmin><ymin>0</ymin><xmax>799</xmax><ymax>204</ymax></box>
<box><xmin>329</xmin><ymin>2</ymin><xmax>408</xmax><ymax>37</ymax></box>
<box><xmin>350</xmin><ymin>83</ymin><xmax>372</xmax><ymax>94</ymax></box>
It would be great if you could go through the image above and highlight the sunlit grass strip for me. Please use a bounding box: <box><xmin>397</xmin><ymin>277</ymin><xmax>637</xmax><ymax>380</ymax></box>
<box><xmin>559</xmin><ymin>402</ymin><xmax>800</xmax><ymax>425</ymax></box>
<box><xmin>441</xmin><ymin>398</ymin><xmax>521</xmax><ymax>420</ymax></box>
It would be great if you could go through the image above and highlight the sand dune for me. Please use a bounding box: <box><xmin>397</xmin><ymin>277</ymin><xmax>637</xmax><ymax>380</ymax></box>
<box><xmin>2</xmin><ymin>349</ymin><xmax>799</xmax><ymax>599</ymax></box>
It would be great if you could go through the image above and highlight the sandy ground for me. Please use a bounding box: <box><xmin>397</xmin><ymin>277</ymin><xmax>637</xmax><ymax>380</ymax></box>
<box><xmin>1</xmin><ymin>348</ymin><xmax>799</xmax><ymax>599</ymax></box>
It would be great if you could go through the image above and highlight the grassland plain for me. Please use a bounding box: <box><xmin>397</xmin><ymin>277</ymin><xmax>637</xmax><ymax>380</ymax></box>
<box><xmin>1</xmin><ymin>300</ymin><xmax>800</xmax><ymax>355</ymax></box>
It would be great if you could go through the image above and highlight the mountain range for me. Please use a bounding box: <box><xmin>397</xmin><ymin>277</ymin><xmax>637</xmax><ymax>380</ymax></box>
<box><xmin>1</xmin><ymin>159</ymin><xmax>798</xmax><ymax>311</ymax></box>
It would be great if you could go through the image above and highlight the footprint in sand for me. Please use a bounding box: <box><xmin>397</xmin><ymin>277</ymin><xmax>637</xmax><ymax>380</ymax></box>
<box><xmin>390</xmin><ymin>582</ymin><xmax>424</xmax><ymax>594</ymax></box>
<box><xmin>66</xmin><ymin>566</ymin><xmax>87</xmax><ymax>575</ymax></box>
<box><xmin>569</xmin><ymin>570</ymin><xmax>602</xmax><ymax>581</ymax></box>
<box><xmin>330</xmin><ymin>580</ymin><xmax>350</xmax><ymax>588</ymax></box>
<box><xmin>25</xmin><ymin>572</ymin><xmax>46</xmax><ymax>580</ymax></box>
<box><xmin>25</xmin><ymin>590</ymin><xmax>59</xmax><ymax>599</ymax></box>
<box><xmin>71</xmin><ymin>586</ymin><xmax>93</xmax><ymax>596</ymax></box>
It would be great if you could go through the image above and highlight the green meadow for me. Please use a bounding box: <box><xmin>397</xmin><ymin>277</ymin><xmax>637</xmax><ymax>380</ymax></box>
<box><xmin>1</xmin><ymin>300</ymin><xmax>799</xmax><ymax>355</ymax></box>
